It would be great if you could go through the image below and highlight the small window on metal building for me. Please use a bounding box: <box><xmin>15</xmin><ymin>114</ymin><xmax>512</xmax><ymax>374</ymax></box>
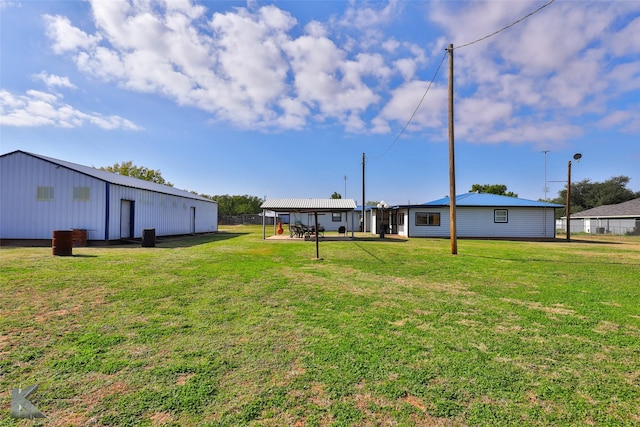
<box><xmin>73</xmin><ymin>187</ymin><xmax>90</xmax><ymax>201</ymax></box>
<box><xmin>494</xmin><ymin>209</ymin><xmax>508</xmax><ymax>223</ymax></box>
<box><xmin>36</xmin><ymin>186</ymin><xmax>54</xmax><ymax>201</ymax></box>
<box><xmin>332</xmin><ymin>212</ymin><xmax>342</xmax><ymax>222</ymax></box>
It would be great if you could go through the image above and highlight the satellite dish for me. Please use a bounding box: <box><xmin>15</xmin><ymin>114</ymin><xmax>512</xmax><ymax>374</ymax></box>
<box><xmin>573</xmin><ymin>153</ymin><xmax>582</xmax><ymax>161</ymax></box>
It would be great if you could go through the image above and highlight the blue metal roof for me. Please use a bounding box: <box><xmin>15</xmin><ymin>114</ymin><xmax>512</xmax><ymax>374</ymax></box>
<box><xmin>423</xmin><ymin>193</ymin><xmax>563</xmax><ymax>208</ymax></box>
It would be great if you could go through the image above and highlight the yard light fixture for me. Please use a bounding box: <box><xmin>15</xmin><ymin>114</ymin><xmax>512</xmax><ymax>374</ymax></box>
<box><xmin>566</xmin><ymin>153</ymin><xmax>582</xmax><ymax>242</ymax></box>
<box><xmin>377</xmin><ymin>200</ymin><xmax>388</xmax><ymax>238</ymax></box>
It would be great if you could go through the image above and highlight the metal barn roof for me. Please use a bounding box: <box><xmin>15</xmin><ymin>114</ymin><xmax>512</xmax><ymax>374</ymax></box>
<box><xmin>423</xmin><ymin>193</ymin><xmax>563</xmax><ymax>208</ymax></box>
<box><xmin>261</xmin><ymin>198</ymin><xmax>357</xmax><ymax>212</ymax></box>
<box><xmin>3</xmin><ymin>150</ymin><xmax>214</xmax><ymax>203</ymax></box>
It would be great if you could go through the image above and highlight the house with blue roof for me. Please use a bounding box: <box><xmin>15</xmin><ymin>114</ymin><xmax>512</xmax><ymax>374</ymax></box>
<box><xmin>374</xmin><ymin>192</ymin><xmax>563</xmax><ymax>239</ymax></box>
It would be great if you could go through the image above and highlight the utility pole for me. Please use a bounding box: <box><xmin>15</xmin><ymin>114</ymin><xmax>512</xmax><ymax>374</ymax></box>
<box><xmin>542</xmin><ymin>150</ymin><xmax>550</xmax><ymax>201</ymax></box>
<box><xmin>542</xmin><ymin>150</ymin><xmax>550</xmax><ymax>237</ymax></box>
<box><xmin>362</xmin><ymin>153</ymin><xmax>366</xmax><ymax>234</ymax></box>
<box><xmin>447</xmin><ymin>43</ymin><xmax>457</xmax><ymax>255</ymax></box>
<box><xmin>566</xmin><ymin>159</ymin><xmax>572</xmax><ymax>241</ymax></box>
<box><xmin>565</xmin><ymin>153</ymin><xmax>582</xmax><ymax>241</ymax></box>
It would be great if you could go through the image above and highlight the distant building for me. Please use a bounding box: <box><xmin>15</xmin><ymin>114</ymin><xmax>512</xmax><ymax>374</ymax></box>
<box><xmin>559</xmin><ymin>198</ymin><xmax>640</xmax><ymax>235</ymax></box>
<box><xmin>1</xmin><ymin>150</ymin><xmax>218</xmax><ymax>244</ymax></box>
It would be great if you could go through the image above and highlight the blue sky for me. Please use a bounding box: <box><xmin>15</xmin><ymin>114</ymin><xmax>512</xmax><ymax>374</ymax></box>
<box><xmin>1</xmin><ymin>0</ymin><xmax>639</xmax><ymax>205</ymax></box>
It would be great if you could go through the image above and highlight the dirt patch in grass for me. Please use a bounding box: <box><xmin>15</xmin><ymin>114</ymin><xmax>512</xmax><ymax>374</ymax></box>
<box><xmin>500</xmin><ymin>298</ymin><xmax>576</xmax><ymax>316</ymax></box>
<box><xmin>43</xmin><ymin>376</ymin><xmax>129</xmax><ymax>427</ymax></box>
<box><xmin>593</xmin><ymin>321</ymin><xmax>620</xmax><ymax>334</ymax></box>
<box><xmin>149</xmin><ymin>411</ymin><xmax>174</xmax><ymax>425</ymax></box>
<box><xmin>404</xmin><ymin>394</ymin><xmax>427</xmax><ymax>411</ymax></box>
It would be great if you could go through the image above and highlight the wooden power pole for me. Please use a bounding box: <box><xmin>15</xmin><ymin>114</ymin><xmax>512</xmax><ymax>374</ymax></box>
<box><xmin>447</xmin><ymin>44</ymin><xmax>458</xmax><ymax>255</ymax></box>
<box><xmin>362</xmin><ymin>152</ymin><xmax>366</xmax><ymax>234</ymax></box>
<box><xmin>566</xmin><ymin>160</ymin><xmax>572</xmax><ymax>241</ymax></box>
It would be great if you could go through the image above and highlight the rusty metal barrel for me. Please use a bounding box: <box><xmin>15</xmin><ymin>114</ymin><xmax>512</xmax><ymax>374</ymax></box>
<box><xmin>52</xmin><ymin>230</ymin><xmax>73</xmax><ymax>256</ymax></box>
<box><xmin>72</xmin><ymin>229</ymin><xmax>87</xmax><ymax>247</ymax></box>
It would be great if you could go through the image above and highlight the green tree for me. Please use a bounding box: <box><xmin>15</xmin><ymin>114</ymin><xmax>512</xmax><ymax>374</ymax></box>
<box><xmin>331</xmin><ymin>192</ymin><xmax>342</xmax><ymax>199</ymax></box>
<box><xmin>551</xmin><ymin>175</ymin><xmax>639</xmax><ymax>217</ymax></box>
<box><xmin>203</xmin><ymin>194</ymin><xmax>264</xmax><ymax>216</ymax></box>
<box><xmin>469</xmin><ymin>184</ymin><xmax>518</xmax><ymax>197</ymax></box>
<box><xmin>100</xmin><ymin>161</ymin><xmax>173</xmax><ymax>186</ymax></box>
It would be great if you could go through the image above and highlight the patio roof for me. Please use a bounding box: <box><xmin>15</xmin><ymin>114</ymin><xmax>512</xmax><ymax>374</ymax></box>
<box><xmin>261</xmin><ymin>198</ymin><xmax>357</xmax><ymax>213</ymax></box>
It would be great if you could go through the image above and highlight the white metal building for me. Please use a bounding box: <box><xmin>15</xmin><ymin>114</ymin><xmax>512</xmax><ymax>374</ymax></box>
<box><xmin>385</xmin><ymin>193</ymin><xmax>563</xmax><ymax>239</ymax></box>
<box><xmin>0</xmin><ymin>150</ymin><xmax>218</xmax><ymax>244</ymax></box>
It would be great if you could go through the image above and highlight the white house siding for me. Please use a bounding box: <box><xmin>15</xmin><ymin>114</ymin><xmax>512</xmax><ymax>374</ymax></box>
<box><xmin>289</xmin><ymin>212</ymin><xmax>355</xmax><ymax>232</ymax></box>
<box><xmin>1</xmin><ymin>152</ymin><xmax>107</xmax><ymax>239</ymax></box>
<box><xmin>107</xmin><ymin>185</ymin><xmax>217</xmax><ymax>239</ymax></box>
<box><xmin>407</xmin><ymin>208</ymin><xmax>450</xmax><ymax>238</ymax></box>
<box><xmin>406</xmin><ymin>207</ymin><xmax>556</xmax><ymax>238</ymax></box>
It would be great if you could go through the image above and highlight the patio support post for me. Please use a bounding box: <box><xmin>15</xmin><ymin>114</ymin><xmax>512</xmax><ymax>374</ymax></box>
<box><xmin>314</xmin><ymin>211</ymin><xmax>320</xmax><ymax>259</ymax></box>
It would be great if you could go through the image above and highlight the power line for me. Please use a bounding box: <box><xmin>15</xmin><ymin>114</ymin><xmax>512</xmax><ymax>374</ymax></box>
<box><xmin>371</xmin><ymin>51</ymin><xmax>448</xmax><ymax>160</ymax></box>
<box><xmin>454</xmin><ymin>0</ymin><xmax>556</xmax><ymax>50</ymax></box>
<box><xmin>372</xmin><ymin>0</ymin><xmax>555</xmax><ymax>160</ymax></box>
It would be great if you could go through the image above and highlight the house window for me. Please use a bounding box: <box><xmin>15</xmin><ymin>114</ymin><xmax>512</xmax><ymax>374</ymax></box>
<box><xmin>416</xmin><ymin>212</ymin><xmax>440</xmax><ymax>226</ymax></box>
<box><xmin>36</xmin><ymin>186</ymin><xmax>54</xmax><ymax>201</ymax></box>
<box><xmin>332</xmin><ymin>212</ymin><xmax>342</xmax><ymax>222</ymax></box>
<box><xmin>494</xmin><ymin>209</ymin><xmax>508</xmax><ymax>223</ymax></box>
<box><xmin>73</xmin><ymin>187</ymin><xmax>90</xmax><ymax>201</ymax></box>
<box><xmin>398</xmin><ymin>214</ymin><xmax>405</xmax><ymax>225</ymax></box>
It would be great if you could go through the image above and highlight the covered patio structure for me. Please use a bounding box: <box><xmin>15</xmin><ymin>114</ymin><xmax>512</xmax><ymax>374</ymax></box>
<box><xmin>260</xmin><ymin>198</ymin><xmax>357</xmax><ymax>258</ymax></box>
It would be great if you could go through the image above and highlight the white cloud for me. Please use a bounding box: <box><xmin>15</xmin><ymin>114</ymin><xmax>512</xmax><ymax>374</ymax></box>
<box><xmin>0</xmin><ymin>1</ymin><xmax>21</xmax><ymax>10</ymax></box>
<box><xmin>608</xmin><ymin>15</ymin><xmax>640</xmax><ymax>56</ymax></box>
<box><xmin>42</xmin><ymin>0</ymin><xmax>411</xmax><ymax>132</ymax></box>
<box><xmin>44</xmin><ymin>14</ymin><xmax>101</xmax><ymax>53</ymax></box>
<box><xmin>425</xmin><ymin>0</ymin><xmax>640</xmax><ymax>144</ymax></box>
<box><xmin>32</xmin><ymin>72</ymin><xmax>76</xmax><ymax>89</ymax></box>
<box><xmin>597</xmin><ymin>108</ymin><xmax>640</xmax><ymax>134</ymax></box>
<box><xmin>0</xmin><ymin>89</ymin><xmax>141</xmax><ymax>130</ymax></box>
<box><xmin>374</xmin><ymin>80</ymin><xmax>447</xmax><ymax>133</ymax></box>
<box><xmin>339</xmin><ymin>0</ymin><xmax>399</xmax><ymax>30</ymax></box>
<box><xmin>38</xmin><ymin>0</ymin><xmax>640</xmax><ymax>141</ymax></box>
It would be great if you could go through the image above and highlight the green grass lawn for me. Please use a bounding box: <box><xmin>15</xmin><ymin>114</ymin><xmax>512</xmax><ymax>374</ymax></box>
<box><xmin>1</xmin><ymin>226</ymin><xmax>639</xmax><ymax>426</ymax></box>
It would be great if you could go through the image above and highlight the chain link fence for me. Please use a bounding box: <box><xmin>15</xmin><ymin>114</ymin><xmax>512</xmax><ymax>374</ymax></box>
<box><xmin>556</xmin><ymin>219</ymin><xmax>640</xmax><ymax>236</ymax></box>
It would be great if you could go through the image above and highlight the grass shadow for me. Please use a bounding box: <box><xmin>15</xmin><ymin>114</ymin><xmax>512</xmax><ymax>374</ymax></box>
<box><xmin>352</xmin><ymin>242</ymin><xmax>387</xmax><ymax>263</ymax></box>
<box><xmin>460</xmin><ymin>253</ymin><xmax>640</xmax><ymax>266</ymax></box>
<box><xmin>116</xmin><ymin>232</ymin><xmax>249</xmax><ymax>249</ymax></box>
<box><xmin>352</xmin><ymin>237</ymin><xmax>408</xmax><ymax>243</ymax></box>
<box><xmin>155</xmin><ymin>232</ymin><xmax>249</xmax><ymax>248</ymax></box>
